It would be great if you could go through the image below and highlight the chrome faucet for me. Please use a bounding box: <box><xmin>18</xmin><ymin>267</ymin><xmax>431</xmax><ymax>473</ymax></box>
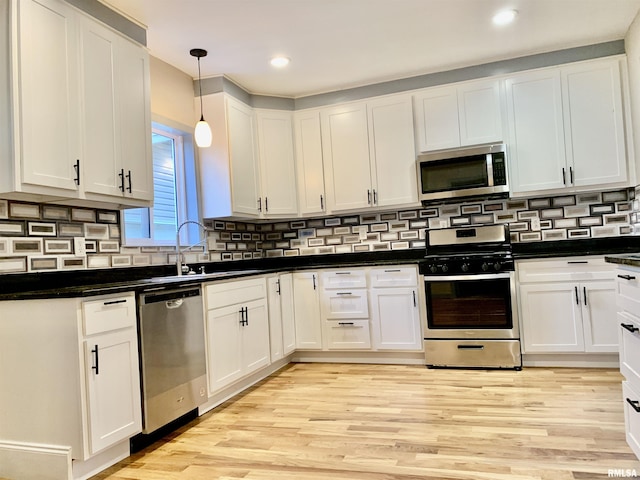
<box><xmin>176</xmin><ymin>220</ymin><xmax>209</xmax><ymax>275</ymax></box>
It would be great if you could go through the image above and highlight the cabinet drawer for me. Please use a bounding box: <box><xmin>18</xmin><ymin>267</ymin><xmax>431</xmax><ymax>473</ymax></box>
<box><xmin>324</xmin><ymin>320</ymin><xmax>371</xmax><ymax>349</ymax></box>
<box><xmin>617</xmin><ymin>270</ymin><xmax>640</xmax><ymax>318</ymax></box>
<box><xmin>321</xmin><ymin>270</ymin><xmax>367</xmax><ymax>289</ymax></box>
<box><xmin>619</xmin><ymin>312</ymin><xmax>640</xmax><ymax>387</ymax></box>
<box><xmin>322</xmin><ymin>290</ymin><xmax>369</xmax><ymax>319</ymax></box>
<box><xmin>622</xmin><ymin>381</ymin><xmax>640</xmax><ymax>461</ymax></box>
<box><xmin>206</xmin><ymin>277</ymin><xmax>266</xmax><ymax>308</ymax></box>
<box><xmin>517</xmin><ymin>256</ymin><xmax>615</xmax><ymax>283</ymax></box>
<box><xmin>82</xmin><ymin>293</ymin><xmax>136</xmax><ymax>336</ymax></box>
<box><xmin>369</xmin><ymin>267</ymin><xmax>417</xmax><ymax>288</ymax></box>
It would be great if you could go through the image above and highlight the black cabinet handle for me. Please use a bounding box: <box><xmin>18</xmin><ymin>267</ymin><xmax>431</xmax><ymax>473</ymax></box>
<box><xmin>336</xmin><ymin>272</ymin><xmax>351</xmax><ymax>275</ymax></box>
<box><xmin>373</xmin><ymin>189</ymin><xmax>377</xmax><ymax>205</ymax></box>
<box><xmin>457</xmin><ymin>345</ymin><xmax>484</xmax><ymax>350</ymax></box>
<box><xmin>126</xmin><ymin>170</ymin><xmax>132</xmax><ymax>193</ymax></box>
<box><xmin>567</xmin><ymin>261</ymin><xmax>588</xmax><ymax>264</ymax></box>
<box><xmin>574</xmin><ymin>286</ymin><xmax>579</xmax><ymax>305</ymax></box>
<box><xmin>276</xmin><ymin>279</ymin><xmax>281</xmax><ymax>295</ymax></box>
<box><xmin>265</xmin><ymin>197</ymin><xmax>269</xmax><ymax>212</ymax></box>
<box><xmin>413</xmin><ymin>290</ymin><xmax>416</xmax><ymax>307</ymax></box>
<box><xmin>569</xmin><ymin>166</ymin><xmax>574</xmax><ymax>184</ymax></box>
<box><xmin>367</xmin><ymin>189</ymin><xmax>372</xmax><ymax>205</ymax></box>
<box><xmin>583</xmin><ymin>286</ymin><xmax>587</xmax><ymax>306</ymax></box>
<box><xmin>257</xmin><ymin>197</ymin><xmax>262</xmax><ymax>212</ymax></box>
<box><xmin>91</xmin><ymin>345</ymin><xmax>99</xmax><ymax>375</ymax></box>
<box><xmin>338</xmin><ymin>322</ymin><xmax>354</xmax><ymax>326</ymax></box>
<box><xmin>622</xmin><ymin>323</ymin><xmax>640</xmax><ymax>333</ymax></box>
<box><xmin>562</xmin><ymin>168</ymin><xmax>566</xmax><ymax>185</ymax></box>
<box><xmin>103</xmin><ymin>299</ymin><xmax>127</xmax><ymax>306</ymax></box>
<box><xmin>618</xmin><ymin>274</ymin><xmax>637</xmax><ymax>281</ymax></box>
<box><xmin>244</xmin><ymin>307</ymin><xmax>249</xmax><ymax>326</ymax></box>
<box><xmin>385</xmin><ymin>269</ymin><xmax>401</xmax><ymax>272</ymax></box>
<box><xmin>320</xmin><ymin>194</ymin><xmax>324</xmax><ymax>210</ymax></box>
<box><xmin>74</xmin><ymin>159</ymin><xmax>80</xmax><ymax>186</ymax></box>
<box><xmin>312</xmin><ymin>274</ymin><xmax>316</xmax><ymax>290</ymax></box>
<box><xmin>239</xmin><ymin>307</ymin><xmax>248</xmax><ymax>326</ymax></box>
<box><xmin>336</xmin><ymin>292</ymin><xmax>352</xmax><ymax>296</ymax></box>
<box><xmin>118</xmin><ymin>169</ymin><xmax>125</xmax><ymax>192</ymax></box>
<box><xmin>627</xmin><ymin>398</ymin><xmax>640</xmax><ymax>413</ymax></box>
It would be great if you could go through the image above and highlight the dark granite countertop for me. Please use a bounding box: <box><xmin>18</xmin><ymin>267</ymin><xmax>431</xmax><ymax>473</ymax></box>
<box><xmin>3</xmin><ymin>237</ymin><xmax>640</xmax><ymax>300</ymax></box>
<box><xmin>604</xmin><ymin>253</ymin><xmax>640</xmax><ymax>268</ymax></box>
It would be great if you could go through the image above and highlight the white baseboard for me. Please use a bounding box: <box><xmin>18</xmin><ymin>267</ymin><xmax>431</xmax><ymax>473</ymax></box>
<box><xmin>291</xmin><ymin>350</ymin><xmax>426</xmax><ymax>365</ymax></box>
<box><xmin>71</xmin><ymin>440</ymin><xmax>130</xmax><ymax>480</ymax></box>
<box><xmin>523</xmin><ymin>353</ymin><xmax>620</xmax><ymax>368</ymax></box>
<box><xmin>0</xmin><ymin>441</ymin><xmax>72</xmax><ymax>480</ymax></box>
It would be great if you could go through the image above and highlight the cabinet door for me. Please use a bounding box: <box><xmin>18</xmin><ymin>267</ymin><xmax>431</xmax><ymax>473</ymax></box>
<box><xmin>279</xmin><ymin>273</ymin><xmax>296</xmax><ymax>355</ymax></box>
<box><xmin>206</xmin><ymin>304</ymin><xmax>243</xmax><ymax>393</ymax></box>
<box><xmin>581</xmin><ymin>281</ymin><xmax>618</xmax><ymax>352</ymax></box>
<box><xmin>242</xmin><ymin>299</ymin><xmax>271</xmax><ymax>375</ymax></box>
<box><xmin>18</xmin><ymin>0</ymin><xmax>80</xmax><ymax>192</ymax></box>
<box><xmin>227</xmin><ymin>97</ymin><xmax>260</xmax><ymax>216</ymax></box>
<box><xmin>267</xmin><ymin>276</ymin><xmax>284</xmax><ymax>362</ymax></box>
<box><xmin>505</xmin><ymin>69</ymin><xmax>567</xmax><ymax>193</ymax></box>
<box><xmin>458</xmin><ymin>79</ymin><xmax>503</xmax><ymax>146</ymax></box>
<box><xmin>79</xmin><ymin>16</ymin><xmax>120</xmax><ymax>197</ymax></box>
<box><xmin>292</xmin><ymin>272</ymin><xmax>323</xmax><ymax>349</ymax></box>
<box><xmin>562</xmin><ymin>59</ymin><xmax>627</xmax><ymax>187</ymax></box>
<box><xmin>519</xmin><ymin>283</ymin><xmax>585</xmax><ymax>352</ymax></box>
<box><xmin>370</xmin><ymin>288</ymin><xmax>422</xmax><ymax>350</ymax></box>
<box><xmin>367</xmin><ymin>95</ymin><xmax>418</xmax><ymax>208</ymax></box>
<box><xmin>118</xmin><ymin>37</ymin><xmax>152</xmax><ymax>201</ymax></box>
<box><xmin>294</xmin><ymin>110</ymin><xmax>326</xmax><ymax>215</ymax></box>
<box><xmin>256</xmin><ymin>110</ymin><xmax>297</xmax><ymax>216</ymax></box>
<box><xmin>84</xmin><ymin>329</ymin><xmax>141</xmax><ymax>455</ymax></box>
<box><xmin>321</xmin><ymin>102</ymin><xmax>372</xmax><ymax>211</ymax></box>
<box><xmin>413</xmin><ymin>85</ymin><xmax>460</xmax><ymax>151</ymax></box>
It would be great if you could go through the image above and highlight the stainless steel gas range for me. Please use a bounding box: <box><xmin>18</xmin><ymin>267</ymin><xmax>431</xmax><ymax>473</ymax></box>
<box><xmin>419</xmin><ymin>224</ymin><xmax>522</xmax><ymax>370</ymax></box>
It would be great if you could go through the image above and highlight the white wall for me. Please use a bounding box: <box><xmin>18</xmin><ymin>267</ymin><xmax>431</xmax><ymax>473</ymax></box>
<box><xmin>625</xmin><ymin>11</ymin><xmax>640</xmax><ymax>187</ymax></box>
<box><xmin>149</xmin><ymin>56</ymin><xmax>195</xmax><ymax>127</ymax></box>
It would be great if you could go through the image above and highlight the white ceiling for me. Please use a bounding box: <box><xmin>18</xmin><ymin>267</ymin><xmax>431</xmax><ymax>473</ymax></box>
<box><xmin>101</xmin><ymin>0</ymin><xmax>640</xmax><ymax>98</ymax></box>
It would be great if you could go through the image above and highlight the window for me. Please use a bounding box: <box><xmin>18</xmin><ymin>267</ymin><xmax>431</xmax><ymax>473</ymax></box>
<box><xmin>124</xmin><ymin>121</ymin><xmax>199</xmax><ymax>246</ymax></box>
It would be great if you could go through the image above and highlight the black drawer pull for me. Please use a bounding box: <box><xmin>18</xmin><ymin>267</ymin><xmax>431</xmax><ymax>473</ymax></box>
<box><xmin>338</xmin><ymin>322</ymin><xmax>355</xmax><ymax>326</ymax></box>
<box><xmin>385</xmin><ymin>269</ymin><xmax>401</xmax><ymax>273</ymax></box>
<box><xmin>457</xmin><ymin>345</ymin><xmax>484</xmax><ymax>350</ymax></box>
<box><xmin>621</xmin><ymin>323</ymin><xmax>640</xmax><ymax>333</ymax></box>
<box><xmin>335</xmin><ymin>272</ymin><xmax>352</xmax><ymax>275</ymax></box>
<box><xmin>103</xmin><ymin>299</ymin><xmax>127</xmax><ymax>306</ymax></box>
<box><xmin>336</xmin><ymin>292</ymin><xmax>352</xmax><ymax>296</ymax></box>
<box><xmin>627</xmin><ymin>398</ymin><xmax>640</xmax><ymax>413</ymax></box>
<box><xmin>618</xmin><ymin>274</ymin><xmax>637</xmax><ymax>281</ymax></box>
<box><xmin>567</xmin><ymin>261</ymin><xmax>588</xmax><ymax>264</ymax></box>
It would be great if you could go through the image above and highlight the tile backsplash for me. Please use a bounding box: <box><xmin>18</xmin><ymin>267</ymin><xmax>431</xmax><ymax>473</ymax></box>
<box><xmin>0</xmin><ymin>188</ymin><xmax>636</xmax><ymax>274</ymax></box>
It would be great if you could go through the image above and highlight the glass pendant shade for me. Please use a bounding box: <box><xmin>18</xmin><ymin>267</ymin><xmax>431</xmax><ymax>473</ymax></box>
<box><xmin>195</xmin><ymin>116</ymin><xmax>212</xmax><ymax>148</ymax></box>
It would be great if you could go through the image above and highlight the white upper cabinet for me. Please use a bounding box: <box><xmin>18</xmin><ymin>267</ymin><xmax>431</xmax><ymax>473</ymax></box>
<box><xmin>321</xmin><ymin>94</ymin><xmax>418</xmax><ymax>213</ymax></box>
<box><xmin>0</xmin><ymin>0</ymin><xmax>152</xmax><ymax>207</ymax></box>
<box><xmin>294</xmin><ymin>110</ymin><xmax>326</xmax><ymax>215</ymax></box>
<box><xmin>255</xmin><ymin>109</ymin><xmax>298</xmax><ymax>216</ymax></box>
<box><xmin>413</xmin><ymin>78</ymin><xmax>502</xmax><ymax>152</ymax></box>
<box><xmin>506</xmin><ymin>57</ymin><xmax>628</xmax><ymax>195</ymax></box>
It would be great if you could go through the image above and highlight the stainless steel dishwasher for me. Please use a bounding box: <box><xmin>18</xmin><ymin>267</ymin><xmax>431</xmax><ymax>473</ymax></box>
<box><xmin>138</xmin><ymin>285</ymin><xmax>207</xmax><ymax>433</ymax></box>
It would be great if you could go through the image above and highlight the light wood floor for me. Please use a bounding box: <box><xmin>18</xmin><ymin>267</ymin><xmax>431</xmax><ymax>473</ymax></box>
<box><xmin>93</xmin><ymin>363</ymin><xmax>640</xmax><ymax>480</ymax></box>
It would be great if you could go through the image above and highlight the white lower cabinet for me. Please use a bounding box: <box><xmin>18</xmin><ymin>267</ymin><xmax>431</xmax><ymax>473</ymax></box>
<box><xmin>615</xmin><ymin>264</ymin><xmax>640</xmax><ymax>461</ymax></box>
<box><xmin>370</xmin><ymin>286</ymin><xmax>422</xmax><ymax>351</ymax></box>
<box><xmin>205</xmin><ymin>277</ymin><xmax>270</xmax><ymax>394</ymax></box>
<box><xmin>517</xmin><ymin>257</ymin><xmax>618</xmax><ymax>353</ymax></box>
<box><xmin>0</xmin><ymin>292</ymin><xmax>141</xmax><ymax>467</ymax></box>
<box><xmin>292</xmin><ymin>271</ymin><xmax>323</xmax><ymax>349</ymax></box>
<box><xmin>267</xmin><ymin>273</ymin><xmax>296</xmax><ymax>362</ymax></box>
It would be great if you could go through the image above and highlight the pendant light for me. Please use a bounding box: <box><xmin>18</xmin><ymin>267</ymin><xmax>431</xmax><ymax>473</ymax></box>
<box><xmin>190</xmin><ymin>48</ymin><xmax>212</xmax><ymax>148</ymax></box>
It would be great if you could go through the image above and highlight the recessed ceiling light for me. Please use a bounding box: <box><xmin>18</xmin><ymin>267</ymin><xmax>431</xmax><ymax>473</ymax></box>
<box><xmin>493</xmin><ymin>9</ymin><xmax>518</xmax><ymax>26</ymax></box>
<box><xmin>270</xmin><ymin>56</ymin><xmax>290</xmax><ymax>68</ymax></box>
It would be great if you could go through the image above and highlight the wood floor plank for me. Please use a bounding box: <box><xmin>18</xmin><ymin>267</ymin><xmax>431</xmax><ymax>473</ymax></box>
<box><xmin>92</xmin><ymin>363</ymin><xmax>640</xmax><ymax>480</ymax></box>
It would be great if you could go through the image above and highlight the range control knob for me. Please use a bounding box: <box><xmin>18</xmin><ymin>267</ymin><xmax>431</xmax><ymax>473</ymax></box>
<box><xmin>494</xmin><ymin>262</ymin><xmax>502</xmax><ymax>271</ymax></box>
<box><xmin>461</xmin><ymin>263</ymin><xmax>469</xmax><ymax>272</ymax></box>
<box><xmin>429</xmin><ymin>265</ymin><xmax>438</xmax><ymax>274</ymax></box>
<box><xmin>481</xmin><ymin>262</ymin><xmax>489</xmax><ymax>272</ymax></box>
<box><xmin>441</xmin><ymin>264</ymin><xmax>449</xmax><ymax>273</ymax></box>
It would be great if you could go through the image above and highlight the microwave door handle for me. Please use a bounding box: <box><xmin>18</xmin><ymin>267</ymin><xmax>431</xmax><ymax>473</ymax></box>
<box><xmin>486</xmin><ymin>153</ymin><xmax>494</xmax><ymax>187</ymax></box>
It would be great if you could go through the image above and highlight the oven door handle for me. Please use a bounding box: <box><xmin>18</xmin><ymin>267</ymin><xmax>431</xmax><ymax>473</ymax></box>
<box><xmin>423</xmin><ymin>272</ymin><xmax>512</xmax><ymax>282</ymax></box>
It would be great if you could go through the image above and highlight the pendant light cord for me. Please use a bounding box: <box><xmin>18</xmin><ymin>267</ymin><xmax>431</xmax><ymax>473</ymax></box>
<box><xmin>197</xmin><ymin>57</ymin><xmax>205</xmax><ymax>122</ymax></box>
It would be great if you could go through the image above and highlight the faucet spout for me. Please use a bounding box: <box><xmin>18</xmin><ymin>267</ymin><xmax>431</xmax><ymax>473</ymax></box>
<box><xmin>176</xmin><ymin>220</ymin><xmax>209</xmax><ymax>275</ymax></box>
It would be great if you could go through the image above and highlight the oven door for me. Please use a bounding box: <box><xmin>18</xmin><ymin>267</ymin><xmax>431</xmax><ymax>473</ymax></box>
<box><xmin>423</xmin><ymin>272</ymin><xmax>518</xmax><ymax>339</ymax></box>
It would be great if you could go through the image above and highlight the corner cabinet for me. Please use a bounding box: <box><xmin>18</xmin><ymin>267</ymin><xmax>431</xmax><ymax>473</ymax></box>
<box><xmin>0</xmin><ymin>292</ymin><xmax>141</xmax><ymax>467</ymax></box>
<box><xmin>517</xmin><ymin>257</ymin><xmax>618</xmax><ymax>353</ymax></box>
<box><xmin>0</xmin><ymin>0</ymin><xmax>152</xmax><ymax>207</ymax></box>
<box><xmin>321</xmin><ymin>94</ymin><xmax>418</xmax><ymax>213</ymax></box>
<box><xmin>505</xmin><ymin>57</ymin><xmax>628</xmax><ymax>196</ymax></box>
<box><xmin>413</xmin><ymin>78</ymin><xmax>503</xmax><ymax>152</ymax></box>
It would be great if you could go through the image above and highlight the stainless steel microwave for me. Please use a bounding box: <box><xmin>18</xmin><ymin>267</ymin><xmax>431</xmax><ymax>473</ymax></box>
<box><xmin>416</xmin><ymin>143</ymin><xmax>509</xmax><ymax>204</ymax></box>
